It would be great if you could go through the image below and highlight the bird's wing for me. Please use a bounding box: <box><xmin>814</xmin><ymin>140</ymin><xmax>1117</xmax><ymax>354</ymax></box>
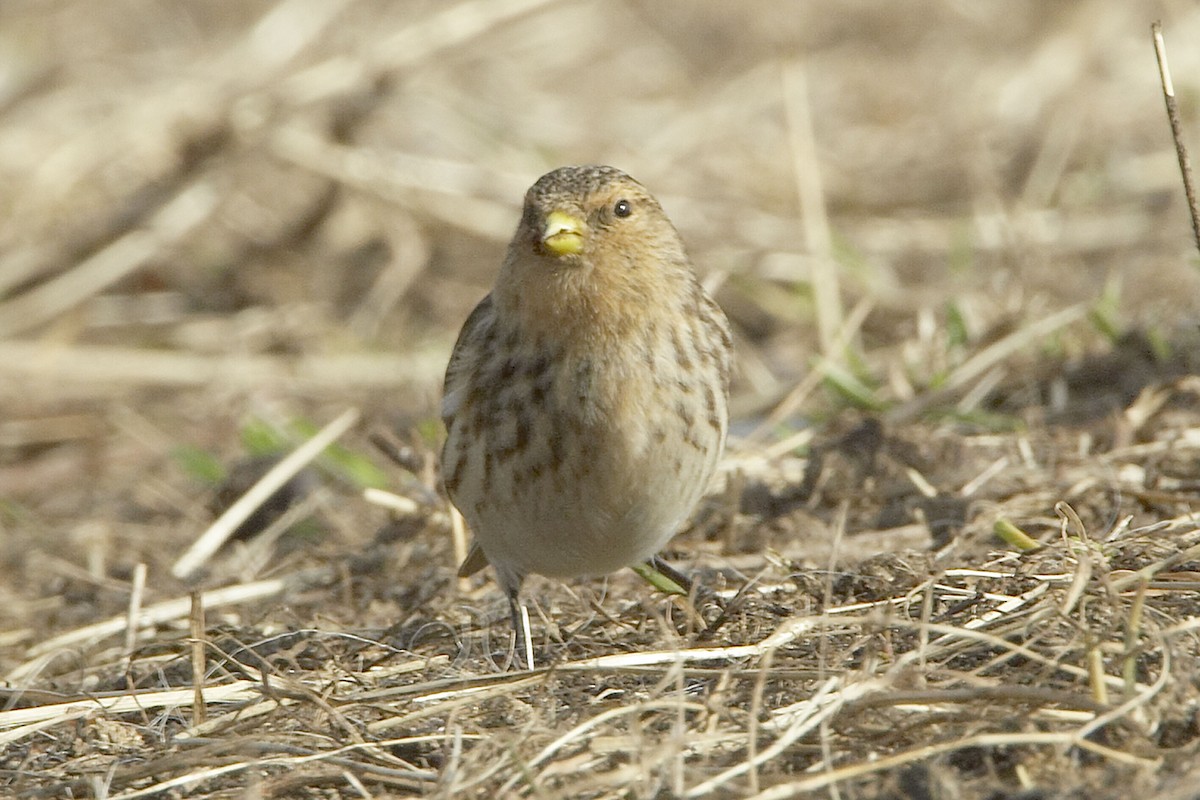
<box><xmin>457</xmin><ymin>542</ymin><xmax>490</xmax><ymax>577</ymax></box>
<box><xmin>442</xmin><ymin>294</ymin><xmax>497</xmax><ymax>579</ymax></box>
<box><xmin>701</xmin><ymin>292</ymin><xmax>734</xmax><ymax>394</ymax></box>
<box><xmin>441</xmin><ymin>292</ymin><xmax>495</xmax><ymax>428</ymax></box>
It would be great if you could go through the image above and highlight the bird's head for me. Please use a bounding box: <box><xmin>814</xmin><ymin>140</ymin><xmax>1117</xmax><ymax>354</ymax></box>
<box><xmin>498</xmin><ymin>165</ymin><xmax>697</xmax><ymax>339</ymax></box>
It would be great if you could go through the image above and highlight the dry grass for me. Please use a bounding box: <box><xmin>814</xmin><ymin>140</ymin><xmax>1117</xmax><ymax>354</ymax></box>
<box><xmin>4</xmin><ymin>1</ymin><xmax>1200</xmax><ymax>797</ymax></box>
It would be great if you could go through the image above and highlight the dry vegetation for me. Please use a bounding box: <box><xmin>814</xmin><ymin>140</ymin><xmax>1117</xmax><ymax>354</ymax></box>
<box><xmin>4</xmin><ymin>1</ymin><xmax>1200</xmax><ymax>797</ymax></box>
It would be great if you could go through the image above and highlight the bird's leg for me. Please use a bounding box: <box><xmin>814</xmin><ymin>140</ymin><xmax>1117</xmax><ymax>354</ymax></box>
<box><xmin>648</xmin><ymin>555</ymin><xmax>694</xmax><ymax>595</ymax></box>
<box><xmin>506</xmin><ymin>588</ymin><xmax>534</xmax><ymax>669</ymax></box>
<box><xmin>640</xmin><ymin>555</ymin><xmax>713</xmax><ymax>634</ymax></box>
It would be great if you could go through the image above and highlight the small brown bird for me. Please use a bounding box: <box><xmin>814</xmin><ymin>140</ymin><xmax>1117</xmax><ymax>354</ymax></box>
<box><xmin>441</xmin><ymin>165</ymin><xmax>732</xmax><ymax>656</ymax></box>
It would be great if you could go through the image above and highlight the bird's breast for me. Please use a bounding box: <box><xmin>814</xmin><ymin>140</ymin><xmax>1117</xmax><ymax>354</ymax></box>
<box><xmin>442</xmin><ymin>306</ymin><xmax>726</xmax><ymax>580</ymax></box>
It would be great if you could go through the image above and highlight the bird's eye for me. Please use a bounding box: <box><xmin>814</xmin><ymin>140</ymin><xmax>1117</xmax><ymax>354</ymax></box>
<box><xmin>613</xmin><ymin>199</ymin><xmax>632</xmax><ymax>218</ymax></box>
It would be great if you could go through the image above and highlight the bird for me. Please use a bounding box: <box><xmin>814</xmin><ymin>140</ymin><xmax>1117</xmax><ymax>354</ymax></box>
<box><xmin>440</xmin><ymin>165</ymin><xmax>732</xmax><ymax>663</ymax></box>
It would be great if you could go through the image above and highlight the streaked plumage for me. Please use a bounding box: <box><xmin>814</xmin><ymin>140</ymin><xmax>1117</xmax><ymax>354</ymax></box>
<box><xmin>441</xmin><ymin>165</ymin><xmax>732</xmax><ymax>648</ymax></box>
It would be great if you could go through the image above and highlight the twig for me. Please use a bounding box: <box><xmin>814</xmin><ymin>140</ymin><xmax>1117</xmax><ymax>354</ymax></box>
<box><xmin>742</xmin><ymin>730</ymin><xmax>1158</xmax><ymax>799</ymax></box>
<box><xmin>0</xmin><ymin>181</ymin><xmax>218</xmax><ymax>339</ymax></box>
<box><xmin>748</xmin><ymin>297</ymin><xmax>874</xmax><ymax>441</ymax></box>
<box><xmin>684</xmin><ymin>677</ymin><xmax>876</xmax><ymax>798</ymax></box>
<box><xmin>889</xmin><ymin>303</ymin><xmax>1088</xmax><ymax>422</ymax></box>
<box><xmin>1152</xmin><ymin>21</ymin><xmax>1200</xmax><ymax>257</ymax></box>
<box><xmin>0</xmin><ymin>341</ymin><xmax>441</xmax><ymax>391</ymax></box>
<box><xmin>190</xmin><ymin>591</ymin><xmax>207</xmax><ymax>727</ymax></box>
<box><xmin>497</xmin><ymin>699</ymin><xmax>707</xmax><ymax>797</ymax></box>
<box><xmin>782</xmin><ymin>61</ymin><xmax>842</xmax><ymax>359</ymax></box>
<box><xmin>104</xmin><ymin>736</ymin><xmax>444</xmax><ymax>799</ymax></box>
<box><xmin>122</xmin><ymin>563</ymin><xmax>147</xmax><ymax>671</ymax></box>
<box><xmin>1075</xmin><ymin>628</ymin><xmax>1170</xmax><ymax>741</ymax></box>
<box><xmin>171</xmin><ymin>408</ymin><xmax>359</xmax><ymax>579</ymax></box>
<box><xmin>0</xmin><ymin>681</ymin><xmax>262</xmax><ymax>740</ymax></box>
<box><xmin>7</xmin><ymin>576</ymin><xmax>304</xmax><ymax>679</ymax></box>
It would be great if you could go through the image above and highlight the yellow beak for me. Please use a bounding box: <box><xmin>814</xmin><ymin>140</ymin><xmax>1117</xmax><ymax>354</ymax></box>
<box><xmin>541</xmin><ymin>210</ymin><xmax>585</xmax><ymax>256</ymax></box>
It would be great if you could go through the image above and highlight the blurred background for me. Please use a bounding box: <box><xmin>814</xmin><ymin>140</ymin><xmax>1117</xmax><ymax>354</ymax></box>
<box><xmin>2</xmin><ymin>0</ymin><xmax>1199</xmax><ymax>630</ymax></box>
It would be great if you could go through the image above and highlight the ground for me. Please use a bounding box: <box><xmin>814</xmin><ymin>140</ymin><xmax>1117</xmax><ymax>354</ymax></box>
<box><xmin>3</xmin><ymin>2</ymin><xmax>1200</xmax><ymax>798</ymax></box>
